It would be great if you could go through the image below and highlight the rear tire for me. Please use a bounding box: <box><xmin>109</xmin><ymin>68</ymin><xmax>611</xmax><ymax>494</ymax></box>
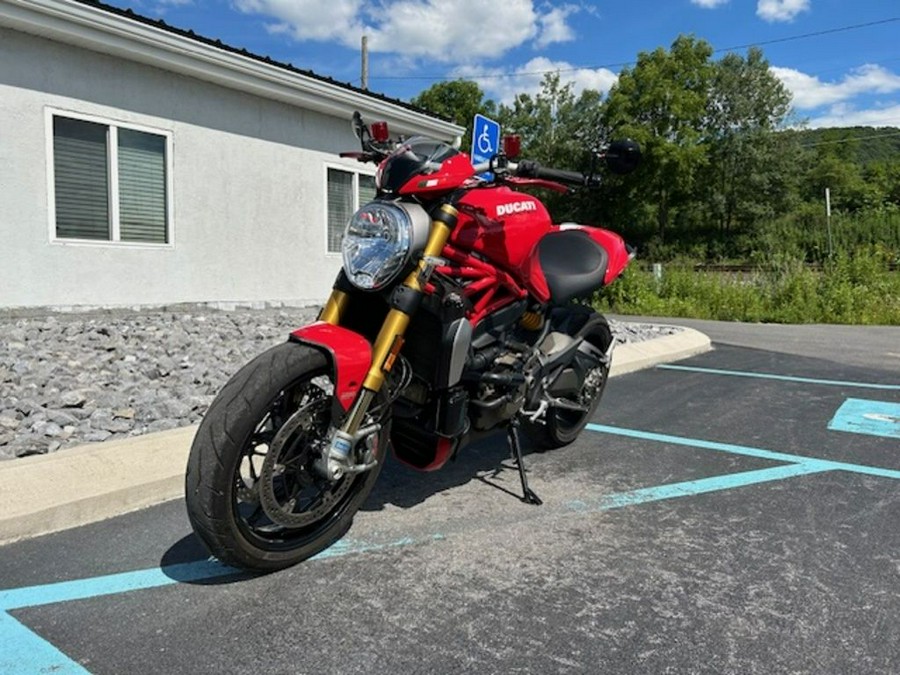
<box><xmin>527</xmin><ymin>311</ymin><xmax>612</xmax><ymax>449</ymax></box>
<box><xmin>185</xmin><ymin>341</ymin><xmax>387</xmax><ymax>572</ymax></box>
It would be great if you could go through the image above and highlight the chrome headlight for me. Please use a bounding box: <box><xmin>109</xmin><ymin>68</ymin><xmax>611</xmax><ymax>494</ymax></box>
<box><xmin>342</xmin><ymin>201</ymin><xmax>428</xmax><ymax>291</ymax></box>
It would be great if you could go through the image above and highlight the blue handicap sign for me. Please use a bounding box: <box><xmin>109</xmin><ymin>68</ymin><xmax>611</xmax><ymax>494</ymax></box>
<box><xmin>471</xmin><ymin>113</ymin><xmax>500</xmax><ymax>179</ymax></box>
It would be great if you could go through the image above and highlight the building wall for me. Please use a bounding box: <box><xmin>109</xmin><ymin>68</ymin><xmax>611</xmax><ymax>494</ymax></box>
<box><xmin>0</xmin><ymin>26</ymin><xmax>373</xmax><ymax>309</ymax></box>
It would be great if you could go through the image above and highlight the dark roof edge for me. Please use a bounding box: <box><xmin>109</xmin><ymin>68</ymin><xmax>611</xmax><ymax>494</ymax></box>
<box><xmin>69</xmin><ymin>0</ymin><xmax>453</xmax><ymax>124</ymax></box>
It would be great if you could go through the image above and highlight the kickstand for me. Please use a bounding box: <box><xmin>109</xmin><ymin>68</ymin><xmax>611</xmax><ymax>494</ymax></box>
<box><xmin>507</xmin><ymin>416</ymin><xmax>543</xmax><ymax>505</ymax></box>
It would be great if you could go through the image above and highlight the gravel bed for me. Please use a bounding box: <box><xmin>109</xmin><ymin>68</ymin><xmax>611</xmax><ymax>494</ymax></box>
<box><xmin>0</xmin><ymin>307</ymin><xmax>680</xmax><ymax>460</ymax></box>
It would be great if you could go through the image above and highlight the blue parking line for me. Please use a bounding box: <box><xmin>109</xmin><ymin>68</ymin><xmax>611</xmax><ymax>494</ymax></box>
<box><xmin>566</xmin><ymin>461</ymin><xmax>833</xmax><ymax>513</ymax></box>
<box><xmin>587</xmin><ymin>423</ymin><xmax>900</xmax><ymax>480</ymax></box>
<box><xmin>658</xmin><ymin>364</ymin><xmax>900</xmax><ymax>391</ymax></box>
<box><xmin>0</xmin><ymin>559</ymin><xmax>239</xmax><ymax>612</ymax></box>
<box><xmin>0</xmin><ymin>536</ymin><xmax>426</xmax><ymax>674</ymax></box>
<box><xmin>0</xmin><ymin>536</ymin><xmax>426</xmax><ymax>612</ymax></box>
<box><xmin>0</xmin><ymin>612</ymin><xmax>90</xmax><ymax>675</ymax></box>
<box><xmin>4</xmin><ymin>420</ymin><xmax>897</xmax><ymax>674</ymax></box>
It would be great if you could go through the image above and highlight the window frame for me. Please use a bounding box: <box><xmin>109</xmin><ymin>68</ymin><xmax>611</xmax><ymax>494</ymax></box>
<box><xmin>45</xmin><ymin>108</ymin><xmax>175</xmax><ymax>248</ymax></box>
<box><xmin>324</xmin><ymin>162</ymin><xmax>377</xmax><ymax>256</ymax></box>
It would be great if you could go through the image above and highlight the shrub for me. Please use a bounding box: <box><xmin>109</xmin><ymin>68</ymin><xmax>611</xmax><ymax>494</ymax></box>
<box><xmin>597</xmin><ymin>246</ymin><xmax>900</xmax><ymax>324</ymax></box>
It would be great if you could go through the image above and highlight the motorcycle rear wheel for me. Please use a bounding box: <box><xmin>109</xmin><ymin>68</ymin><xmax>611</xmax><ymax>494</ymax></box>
<box><xmin>185</xmin><ymin>341</ymin><xmax>387</xmax><ymax>572</ymax></box>
<box><xmin>527</xmin><ymin>313</ymin><xmax>612</xmax><ymax>449</ymax></box>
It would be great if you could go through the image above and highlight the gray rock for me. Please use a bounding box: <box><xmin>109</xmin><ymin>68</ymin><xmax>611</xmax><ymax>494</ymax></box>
<box><xmin>0</xmin><ymin>412</ymin><xmax>20</xmax><ymax>430</ymax></box>
<box><xmin>103</xmin><ymin>418</ymin><xmax>134</xmax><ymax>434</ymax></box>
<box><xmin>15</xmin><ymin>441</ymin><xmax>49</xmax><ymax>457</ymax></box>
<box><xmin>46</xmin><ymin>409</ymin><xmax>80</xmax><ymax>426</ymax></box>
<box><xmin>0</xmin><ymin>305</ymin><xmax>673</xmax><ymax>459</ymax></box>
<box><xmin>60</xmin><ymin>390</ymin><xmax>88</xmax><ymax>408</ymax></box>
<box><xmin>39</xmin><ymin>422</ymin><xmax>64</xmax><ymax>438</ymax></box>
<box><xmin>89</xmin><ymin>409</ymin><xmax>114</xmax><ymax>430</ymax></box>
<box><xmin>16</xmin><ymin>399</ymin><xmax>43</xmax><ymax>415</ymax></box>
<box><xmin>147</xmin><ymin>418</ymin><xmax>179</xmax><ymax>433</ymax></box>
<box><xmin>84</xmin><ymin>430</ymin><xmax>113</xmax><ymax>443</ymax></box>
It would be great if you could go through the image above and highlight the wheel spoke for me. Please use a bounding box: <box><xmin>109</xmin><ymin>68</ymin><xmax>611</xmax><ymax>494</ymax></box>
<box><xmin>246</xmin><ymin>504</ymin><xmax>266</xmax><ymax>526</ymax></box>
<box><xmin>219</xmin><ymin>356</ymin><xmax>378</xmax><ymax>554</ymax></box>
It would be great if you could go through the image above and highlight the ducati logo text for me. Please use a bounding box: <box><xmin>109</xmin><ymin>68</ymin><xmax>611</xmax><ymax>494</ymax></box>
<box><xmin>496</xmin><ymin>201</ymin><xmax>537</xmax><ymax>217</ymax></box>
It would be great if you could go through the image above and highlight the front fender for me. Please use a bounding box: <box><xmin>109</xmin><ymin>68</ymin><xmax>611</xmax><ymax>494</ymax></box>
<box><xmin>289</xmin><ymin>322</ymin><xmax>372</xmax><ymax>411</ymax></box>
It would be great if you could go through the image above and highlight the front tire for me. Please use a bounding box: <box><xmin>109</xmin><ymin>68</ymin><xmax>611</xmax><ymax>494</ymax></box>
<box><xmin>185</xmin><ymin>341</ymin><xmax>387</xmax><ymax>572</ymax></box>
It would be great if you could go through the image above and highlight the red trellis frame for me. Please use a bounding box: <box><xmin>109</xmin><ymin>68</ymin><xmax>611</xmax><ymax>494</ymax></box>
<box><xmin>428</xmin><ymin>242</ymin><xmax>529</xmax><ymax>326</ymax></box>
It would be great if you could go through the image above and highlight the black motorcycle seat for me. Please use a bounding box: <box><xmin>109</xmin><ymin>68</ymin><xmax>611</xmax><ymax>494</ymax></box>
<box><xmin>536</xmin><ymin>230</ymin><xmax>609</xmax><ymax>304</ymax></box>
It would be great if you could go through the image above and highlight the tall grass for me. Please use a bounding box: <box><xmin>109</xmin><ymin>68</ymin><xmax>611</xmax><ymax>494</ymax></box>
<box><xmin>596</xmin><ymin>246</ymin><xmax>900</xmax><ymax>324</ymax></box>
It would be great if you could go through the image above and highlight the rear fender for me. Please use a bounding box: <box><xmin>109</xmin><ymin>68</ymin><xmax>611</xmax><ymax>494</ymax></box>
<box><xmin>289</xmin><ymin>322</ymin><xmax>372</xmax><ymax>411</ymax></box>
<box><xmin>586</xmin><ymin>228</ymin><xmax>631</xmax><ymax>284</ymax></box>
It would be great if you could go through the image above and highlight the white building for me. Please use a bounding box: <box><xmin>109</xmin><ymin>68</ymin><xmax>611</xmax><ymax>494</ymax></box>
<box><xmin>0</xmin><ymin>0</ymin><xmax>463</xmax><ymax>310</ymax></box>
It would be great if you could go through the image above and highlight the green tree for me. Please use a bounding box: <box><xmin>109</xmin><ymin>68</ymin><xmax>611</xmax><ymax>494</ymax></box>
<box><xmin>496</xmin><ymin>72</ymin><xmax>605</xmax><ymax>218</ymax></box>
<box><xmin>497</xmin><ymin>72</ymin><xmax>602</xmax><ymax>167</ymax></box>
<box><xmin>602</xmin><ymin>35</ymin><xmax>714</xmax><ymax>239</ymax></box>
<box><xmin>804</xmin><ymin>153</ymin><xmax>880</xmax><ymax>211</ymax></box>
<box><xmin>410</xmin><ymin>80</ymin><xmax>496</xmax><ymax>151</ymax></box>
<box><xmin>703</xmin><ymin>48</ymin><xmax>796</xmax><ymax>235</ymax></box>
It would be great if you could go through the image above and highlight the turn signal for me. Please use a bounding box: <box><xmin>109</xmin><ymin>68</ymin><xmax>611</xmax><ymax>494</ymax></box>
<box><xmin>371</xmin><ymin>121</ymin><xmax>389</xmax><ymax>142</ymax></box>
<box><xmin>503</xmin><ymin>134</ymin><xmax>521</xmax><ymax>159</ymax></box>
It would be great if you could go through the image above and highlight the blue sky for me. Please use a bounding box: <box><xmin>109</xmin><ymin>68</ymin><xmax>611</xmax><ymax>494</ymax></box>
<box><xmin>106</xmin><ymin>0</ymin><xmax>899</xmax><ymax>128</ymax></box>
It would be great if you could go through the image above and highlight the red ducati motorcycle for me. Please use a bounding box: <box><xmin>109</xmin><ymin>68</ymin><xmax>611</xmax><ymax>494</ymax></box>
<box><xmin>185</xmin><ymin>113</ymin><xmax>641</xmax><ymax>571</ymax></box>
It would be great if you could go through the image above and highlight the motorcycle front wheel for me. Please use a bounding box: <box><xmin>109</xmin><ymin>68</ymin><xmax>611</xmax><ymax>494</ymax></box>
<box><xmin>185</xmin><ymin>341</ymin><xmax>388</xmax><ymax>572</ymax></box>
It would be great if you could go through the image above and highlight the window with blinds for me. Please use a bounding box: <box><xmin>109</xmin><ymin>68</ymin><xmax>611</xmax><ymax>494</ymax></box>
<box><xmin>326</xmin><ymin>168</ymin><xmax>377</xmax><ymax>253</ymax></box>
<box><xmin>52</xmin><ymin>114</ymin><xmax>170</xmax><ymax>245</ymax></box>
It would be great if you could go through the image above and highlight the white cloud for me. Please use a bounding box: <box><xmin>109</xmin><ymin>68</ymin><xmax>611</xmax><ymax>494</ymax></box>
<box><xmin>691</xmin><ymin>0</ymin><xmax>729</xmax><ymax>8</ymax></box>
<box><xmin>365</xmin><ymin>0</ymin><xmax>539</xmax><ymax>61</ymax></box>
<box><xmin>134</xmin><ymin>0</ymin><xmax>193</xmax><ymax>15</ymax></box>
<box><xmin>535</xmin><ymin>4</ymin><xmax>578</xmax><ymax>48</ymax></box>
<box><xmin>756</xmin><ymin>0</ymin><xmax>810</xmax><ymax>23</ymax></box>
<box><xmin>806</xmin><ymin>104</ymin><xmax>900</xmax><ymax>129</ymax></box>
<box><xmin>234</xmin><ymin>0</ymin><xmax>579</xmax><ymax>62</ymax></box>
<box><xmin>453</xmin><ymin>57</ymin><xmax>618</xmax><ymax>104</ymax></box>
<box><xmin>772</xmin><ymin>64</ymin><xmax>900</xmax><ymax>109</ymax></box>
<box><xmin>234</xmin><ymin>0</ymin><xmax>366</xmax><ymax>43</ymax></box>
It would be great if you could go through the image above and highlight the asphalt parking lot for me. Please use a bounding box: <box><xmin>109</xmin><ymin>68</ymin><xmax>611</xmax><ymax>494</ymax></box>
<box><xmin>1</xmin><ymin>326</ymin><xmax>899</xmax><ymax>674</ymax></box>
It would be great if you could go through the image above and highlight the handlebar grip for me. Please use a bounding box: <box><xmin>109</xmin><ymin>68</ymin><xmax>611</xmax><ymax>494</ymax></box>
<box><xmin>516</xmin><ymin>160</ymin><xmax>586</xmax><ymax>186</ymax></box>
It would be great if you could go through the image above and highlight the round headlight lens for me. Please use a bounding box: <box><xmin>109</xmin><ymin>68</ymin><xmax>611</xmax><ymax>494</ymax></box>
<box><xmin>341</xmin><ymin>202</ymin><xmax>413</xmax><ymax>290</ymax></box>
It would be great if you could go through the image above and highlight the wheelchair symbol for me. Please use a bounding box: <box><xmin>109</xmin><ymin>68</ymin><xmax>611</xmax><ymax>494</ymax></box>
<box><xmin>477</xmin><ymin>124</ymin><xmax>494</xmax><ymax>155</ymax></box>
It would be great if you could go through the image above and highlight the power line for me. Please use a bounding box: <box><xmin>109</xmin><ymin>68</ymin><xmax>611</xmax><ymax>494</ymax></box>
<box><xmin>718</xmin><ymin>17</ymin><xmax>899</xmax><ymax>54</ymax></box>
<box><xmin>370</xmin><ymin>16</ymin><xmax>900</xmax><ymax>82</ymax></box>
<box><xmin>798</xmin><ymin>127</ymin><xmax>900</xmax><ymax>148</ymax></box>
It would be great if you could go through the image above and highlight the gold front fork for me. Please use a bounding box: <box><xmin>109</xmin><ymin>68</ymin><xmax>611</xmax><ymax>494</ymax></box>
<box><xmin>341</xmin><ymin>203</ymin><xmax>459</xmax><ymax>435</ymax></box>
<box><xmin>319</xmin><ymin>289</ymin><xmax>349</xmax><ymax>325</ymax></box>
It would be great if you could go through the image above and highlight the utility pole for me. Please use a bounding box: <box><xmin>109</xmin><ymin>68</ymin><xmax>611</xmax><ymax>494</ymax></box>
<box><xmin>825</xmin><ymin>187</ymin><xmax>834</xmax><ymax>259</ymax></box>
<box><xmin>361</xmin><ymin>35</ymin><xmax>368</xmax><ymax>90</ymax></box>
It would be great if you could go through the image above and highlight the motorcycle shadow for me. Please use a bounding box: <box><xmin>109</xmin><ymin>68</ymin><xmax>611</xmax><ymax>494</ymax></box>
<box><xmin>362</xmin><ymin>429</ymin><xmax>540</xmax><ymax>511</ymax></box>
<box><xmin>158</xmin><ymin>431</ymin><xmax>540</xmax><ymax>580</ymax></box>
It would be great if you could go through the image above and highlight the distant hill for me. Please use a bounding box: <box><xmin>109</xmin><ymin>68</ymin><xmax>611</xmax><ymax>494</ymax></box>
<box><xmin>789</xmin><ymin>126</ymin><xmax>900</xmax><ymax>165</ymax></box>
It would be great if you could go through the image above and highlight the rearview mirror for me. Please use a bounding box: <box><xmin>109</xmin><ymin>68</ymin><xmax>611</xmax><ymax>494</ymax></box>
<box><xmin>351</xmin><ymin>111</ymin><xmax>367</xmax><ymax>141</ymax></box>
<box><xmin>605</xmin><ymin>139</ymin><xmax>641</xmax><ymax>175</ymax></box>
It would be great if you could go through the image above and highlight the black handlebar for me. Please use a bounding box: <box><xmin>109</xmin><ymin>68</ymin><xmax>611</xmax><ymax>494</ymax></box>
<box><xmin>515</xmin><ymin>160</ymin><xmax>588</xmax><ymax>187</ymax></box>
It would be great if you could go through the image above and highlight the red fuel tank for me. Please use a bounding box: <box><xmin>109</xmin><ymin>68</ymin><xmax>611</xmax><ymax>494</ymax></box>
<box><xmin>451</xmin><ymin>187</ymin><xmax>553</xmax><ymax>271</ymax></box>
